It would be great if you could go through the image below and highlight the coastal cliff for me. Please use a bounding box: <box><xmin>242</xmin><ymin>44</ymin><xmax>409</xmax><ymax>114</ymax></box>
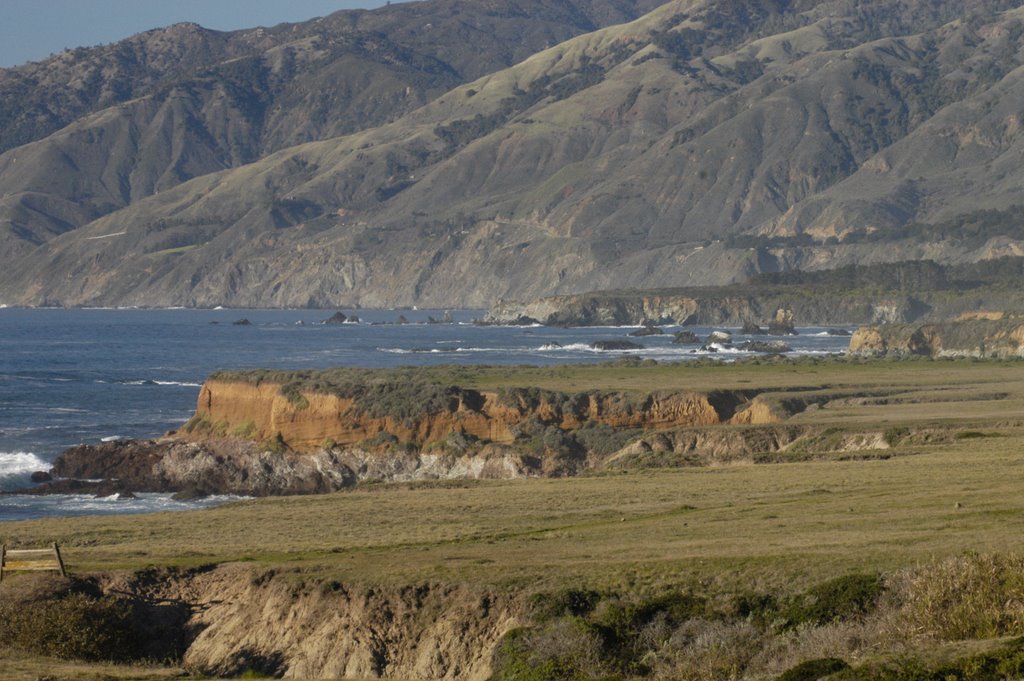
<box><xmin>484</xmin><ymin>290</ymin><xmax>929</xmax><ymax>327</ymax></box>
<box><xmin>25</xmin><ymin>365</ymin><xmax>955</xmax><ymax>498</ymax></box>
<box><xmin>187</xmin><ymin>379</ymin><xmax>730</xmax><ymax>453</ymax></box>
<box><xmin>26</xmin><ymin>370</ymin><xmax>817</xmax><ymax>497</ymax></box>
<box><xmin>849</xmin><ymin>319</ymin><xmax>1024</xmax><ymax>358</ymax></box>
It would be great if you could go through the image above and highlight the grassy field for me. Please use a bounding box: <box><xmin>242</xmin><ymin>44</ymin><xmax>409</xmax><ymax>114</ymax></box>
<box><xmin>215</xmin><ymin>356</ymin><xmax>1024</xmax><ymax>412</ymax></box>
<box><xmin>5</xmin><ymin>359</ymin><xmax>1024</xmax><ymax>679</ymax></box>
<box><xmin>6</xmin><ymin>360</ymin><xmax>1024</xmax><ymax>591</ymax></box>
<box><xmin>3</xmin><ymin>436</ymin><xmax>1024</xmax><ymax>593</ymax></box>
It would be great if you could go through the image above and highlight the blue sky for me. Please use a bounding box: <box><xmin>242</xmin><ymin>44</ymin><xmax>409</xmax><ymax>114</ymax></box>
<box><xmin>0</xmin><ymin>0</ymin><xmax>392</xmax><ymax>68</ymax></box>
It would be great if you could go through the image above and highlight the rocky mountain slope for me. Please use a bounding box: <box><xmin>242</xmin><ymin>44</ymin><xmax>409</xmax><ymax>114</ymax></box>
<box><xmin>4</xmin><ymin>0</ymin><xmax>1024</xmax><ymax>307</ymax></box>
<box><xmin>0</xmin><ymin>0</ymin><xmax>668</xmax><ymax>274</ymax></box>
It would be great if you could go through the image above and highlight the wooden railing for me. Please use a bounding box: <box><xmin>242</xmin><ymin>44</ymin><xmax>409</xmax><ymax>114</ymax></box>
<box><xmin>0</xmin><ymin>543</ymin><xmax>67</xmax><ymax>581</ymax></box>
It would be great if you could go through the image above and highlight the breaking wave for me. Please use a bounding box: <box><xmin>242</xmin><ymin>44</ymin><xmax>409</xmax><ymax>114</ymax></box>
<box><xmin>0</xmin><ymin>451</ymin><xmax>51</xmax><ymax>491</ymax></box>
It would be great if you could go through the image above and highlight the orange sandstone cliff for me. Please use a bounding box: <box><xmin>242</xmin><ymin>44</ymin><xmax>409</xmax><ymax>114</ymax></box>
<box><xmin>187</xmin><ymin>380</ymin><xmax>746</xmax><ymax>453</ymax></box>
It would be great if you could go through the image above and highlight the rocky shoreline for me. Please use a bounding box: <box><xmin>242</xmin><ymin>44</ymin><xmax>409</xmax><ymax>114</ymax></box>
<box><xmin>16</xmin><ymin>316</ymin><xmax>1024</xmax><ymax>499</ymax></box>
<box><xmin>482</xmin><ymin>291</ymin><xmax>932</xmax><ymax>328</ymax></box>
<box><xmin>16</xmin><ymin>378</ymin><xmax>776</xmax><ymax>498</ymax></box>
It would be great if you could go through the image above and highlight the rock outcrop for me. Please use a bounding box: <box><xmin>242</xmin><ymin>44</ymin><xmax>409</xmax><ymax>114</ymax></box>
<box><xmin>484</xmin><ymin>291</ymin><xmax>930</xmax><ymax>327</ymax></box>
<box><xmin>187</xmin><ymin>380</ymin><xmax>729</xmax><ymax>453</ymax></box>
<box><xmin>849</xmin><ymin>320</ymin><xmax>1024</xmax><ymax>358</ymax></box>
<box><xmin>22</xmin><ymin>369</ymin><xmax>948</xmax><ymax>497</ymax></box>
<box><xmin>767</xmin><ymin>309</ymin><xmax>797</xmax><ymax>336</ymax></box>
<box><xmin>23</xmin><ymin>376</ymin><xmax>782</xmax><ymax>496</ymax></box>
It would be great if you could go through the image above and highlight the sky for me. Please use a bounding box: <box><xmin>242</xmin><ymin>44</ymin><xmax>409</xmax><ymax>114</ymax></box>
<box><xmin>0</xmin><ymin>0</ymin><xmax>392</xmax><ymax>68</ymax></box>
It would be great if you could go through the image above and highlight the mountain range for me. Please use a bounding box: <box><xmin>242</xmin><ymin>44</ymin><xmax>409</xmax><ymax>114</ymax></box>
<box><xmin>2</xmin><ymin>0</ymin><xmax>1024</xmax><ymax>308</ymax></box>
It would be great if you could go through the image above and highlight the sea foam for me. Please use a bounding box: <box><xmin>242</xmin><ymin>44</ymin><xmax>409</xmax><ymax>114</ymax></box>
<box><xmin>0</xmin><ymin>451</ymin><xmax>50</xmax><ymax>491</ymax></box>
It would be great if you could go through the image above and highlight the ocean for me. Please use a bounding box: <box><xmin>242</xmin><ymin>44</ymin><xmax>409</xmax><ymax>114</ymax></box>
<box><xmin>0</xmin><ymin>308</ymin><xmax>853</xmax><ymax>520</ymax></box>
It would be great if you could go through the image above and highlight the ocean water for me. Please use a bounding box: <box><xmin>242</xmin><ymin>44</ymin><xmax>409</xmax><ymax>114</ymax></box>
<box><xmin>0</xmin><ymin>308</ymin><xmax>853</xmax><ymax>520</ymax></box>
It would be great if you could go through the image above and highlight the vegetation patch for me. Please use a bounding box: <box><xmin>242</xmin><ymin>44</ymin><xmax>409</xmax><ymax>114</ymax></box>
<box><xmin>0</xmin><ymin>580</ymin><xmax>140</xmax><ymax>663</ymax></box>
<box><xmin>777</xmin><ymin>657</ymin><xmax>851</xmax><ymax>681</ymax></box>
<box><xmin>231</xmin><ymin>420</ymin><xmax>258</xmax><ymax>439</ymax></box>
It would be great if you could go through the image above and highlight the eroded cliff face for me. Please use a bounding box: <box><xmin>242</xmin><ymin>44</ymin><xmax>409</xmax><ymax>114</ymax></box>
<box><xmin>849</xmin><ymin>320</ymin><xmax>1024</xmax><ymax>358</ymax></box>
<box><xmin>485</xmin><ymin>292</ymin><xmax>929</xmax><ymax>327</ymax></box>
<box><xmin>102</xmin><ymin>565</ymin><xmax>520</xmax><ymax>680</ymax></box>
<box><xmin>188</xmin><ymin>380</ymin><xmax>729</xmax><ymax>453</ymax></box>
<box><xmin>29</xmin><ymin>376</ymin><xmax>930</xmax><ymax>497</ymax></box>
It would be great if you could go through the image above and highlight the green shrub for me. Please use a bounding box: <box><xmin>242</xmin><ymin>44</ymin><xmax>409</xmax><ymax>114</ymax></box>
<box><xmin>530</xmin><ymin>589</ymin><xmax>602</xmax><ymax>621</ymax></box>
<box><xmin>281</xmin><ymin>382</ymin><xmax>311</xmax><ymax>410</ymax></box>
<box><xmin>778</xmin><ymin>657</ymin><xmax>850</xmax><ymax>681</ymax></box>
<box><xmin>0</xmin><ymin>592</ymin><xmax>139</xmax><ymax>661</ymax></box>
<box><xmin>955</xmin><ymin>431</ymin><xmax>993</xmax><ymax>440</ymax></box>
<box><xmin>491</xmin><ymin>621</ymin><xmax>608</xmax><ymax>681</ymax></box>
<box><xmin>232</xmin><ymin>420</ymin><xmax>258</xmax><ymax>438</ymax></box>
<box><xmin>732</xmin><ymin>591</ymin><xmax>778</xmax><ymax>624</ymax></box>
<box><xmin>182</xmin><ymin>415</ymin><xmax>211</xmax><ymax>434</ymax></box>
<box><xmin>883</xmin><ymin>427</ymin><xmax>910</xmax><ymax>447</ymax></box>
<box><xmin>574</xmin><ymin>423</ymin><xmax>642</xmax><ymax>457</ymax></box>
<box><xmin>837</xmin><ymin>638</ymin><xmax>1024</xmax><ymax>680</ymax></box>
<box><xmin>780</xmin><ymin>574</ymin><xmax>884</xmax><ymax>628</ymax></box>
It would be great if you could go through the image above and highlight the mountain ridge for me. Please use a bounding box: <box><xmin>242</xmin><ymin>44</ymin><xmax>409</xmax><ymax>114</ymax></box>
<box><xmin>4</xmin><ymin>0</ymin><xmax>1024</xmax><ymax>308</ymax></box>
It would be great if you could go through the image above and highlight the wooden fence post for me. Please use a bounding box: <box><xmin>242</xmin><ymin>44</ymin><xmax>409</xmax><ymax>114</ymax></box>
<box><xmin>52</xmin><ymin>542</ymin><xmax>67</xmax><ymax>578</ymax></box>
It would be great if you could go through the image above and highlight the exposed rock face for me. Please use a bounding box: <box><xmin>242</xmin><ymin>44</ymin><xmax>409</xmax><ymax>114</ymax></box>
<box><xmin>628</xmin><ymin>325</ymin><xmax>664</xmax><ymax>337</ymax></box>
<box><xmin>849</xmin><ymin>320</ymin><xmax>1024</xmax><ymax>358</ymax></box>
<box><xmin>190</xmin><ymin>380</ymin><xmax>725</xmax><ymax>453</ymax></box>
<box><xmin>33</xmin><ymin>439</ymin><xmax>356</xmax><ymax>497</ymax></box>
<box><xmin>22</xmin><ymin>378</ymin><xmax>773</xmax><ymax>496</ymax></box>
<box><xmin>590</xmin><ymin>340</ymin><xmax>646</xmax><ymax>351</ymax></box>
<box><xmin>102</xmin><ymin>565</ymin><xmax>520</xmax><ymax>681</ymax></box>
<box><xmin>24</xmin><ymin>373</ymin><xmax>943</xmax><ymax>497</ymax></box>
<box><xmin>738</xmin><ymin>340</ymin><xmax>791</xmax><ymax>353</ymax></box>
<box><xmin>322</xmin><ymin>312</ymin><xmax>348</xmax><ymax>325</ymax></box>
<box><xmin>767</xmin><ymin>309</ymin><xmax>797</xmax><ymax>336</ymax></box>
<box><xmin>484</xmin><ymin>291</ymin><xmax>930</xmax><ymax>327</ymax></box>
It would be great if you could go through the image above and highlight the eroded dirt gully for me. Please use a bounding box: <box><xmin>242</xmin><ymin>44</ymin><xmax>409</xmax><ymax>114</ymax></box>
<box><xmin>100</xmin><ymin>564</ymin><xmax>520</xmax><ymax>680</ymax></box>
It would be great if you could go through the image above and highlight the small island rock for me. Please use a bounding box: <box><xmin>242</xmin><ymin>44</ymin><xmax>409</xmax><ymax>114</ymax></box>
<box><xmin>591</xmin><ymin>340</ymin><xmax>645</xmax><ymax>351</ymax></box>
<box><xmin>322</xmin><ymin>312</ymin><xmax>348</xmax><ymax>325</ymax></box>
<box><xmin>672</xmin><ymin>331</ymin><xmax>701</xmax><ymax>344</ymax></box>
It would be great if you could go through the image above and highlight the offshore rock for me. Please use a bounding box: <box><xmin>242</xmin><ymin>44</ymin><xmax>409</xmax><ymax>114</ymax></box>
<box><xmin>767</xmin><ymin>309</ymin><xmax>797</xmax><ymax>336</ymax></box>
<box><xmin>672</xmin><ymin>331</ymin><xmax>700</xmax><ymax>344</ymax></box>
<box><xmin>739</xmin><ymin>340</ymin><xmax>791</xmax><ymax>353</ymax></box>
<box><xmin>322</xmin><ymin>312</ymin><xmax>347</xmax><ymax>325</ymax></box>
<box><xmin>591</xmin><ymin>340</ymin><xmax>645</xmax><ymax>351</ymax></box>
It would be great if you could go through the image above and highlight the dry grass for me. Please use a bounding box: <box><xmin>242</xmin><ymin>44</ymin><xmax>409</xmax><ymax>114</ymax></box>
<box><xmin>0</xmin><ymin>648</ymin><xmax>186</xmax><ymax>681</ymax></box>
<box><xmin>3</xmin><ymin>432</ymin><xmax>1024</xmax><ymax>593</ymax></box>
